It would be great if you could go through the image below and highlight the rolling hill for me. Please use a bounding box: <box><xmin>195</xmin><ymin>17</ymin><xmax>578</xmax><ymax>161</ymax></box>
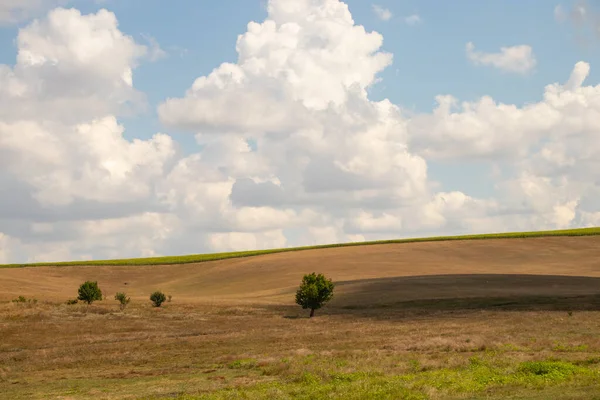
<box><xmin>2</xmin><ymin>229</ymin><xmax>600</xmax><ymax>307</ymax></box>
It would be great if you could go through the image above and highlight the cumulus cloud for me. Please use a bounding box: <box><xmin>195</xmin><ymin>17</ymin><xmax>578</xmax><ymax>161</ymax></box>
<box><xmin>159</xmin><ymin>1</ymin><xmax>394</xmax><ymax>131</ymax></box>
<box><xmin>0</xmin><ymin>8</ymin><xmax>178</xmax><ymax>262</ymax></box>
<box><xmin>409</xmin><ymin>60</ymin><xmax>600</xmax><ymax>229</ymax></box>
<box><xmin>2</xmin><ymin>0</ymin><xmax>600</xmax><ymax>264</ymax></box>
<box><xmin>157</xmin><ymin>0</ymin><xmax>439</xmax><ymax>252</ymax></box>
<box><xmin>465</xmin><ymin>42</ymin><xmax>537</xmax><ymax>74</ymax></box>
<box><xmin>1</xmin><ymin>8</ymin><xmax>150</xmax><ymax>124</ymax></box>
<box><xmin>408</xmin><ymin>61</ymin><xmax>595</xmax><ymax>160</ymax></box>
<box><xmin>372</xmin><ymin>5</ymin><xmax>392</xmax><ymax>21</ymax></box>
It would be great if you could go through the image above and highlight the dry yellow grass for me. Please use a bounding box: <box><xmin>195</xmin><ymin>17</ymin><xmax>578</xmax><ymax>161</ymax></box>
<box><xmin>2</xmin><ymin>236</ymin><xmax>600</xmax><ymax>399</ymax></box>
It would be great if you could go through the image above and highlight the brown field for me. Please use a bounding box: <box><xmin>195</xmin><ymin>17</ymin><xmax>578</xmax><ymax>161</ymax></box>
<box><xmin>2</xmin><ymin>236</ymin><xmax>600</xmax><ymax>399</ymax></box>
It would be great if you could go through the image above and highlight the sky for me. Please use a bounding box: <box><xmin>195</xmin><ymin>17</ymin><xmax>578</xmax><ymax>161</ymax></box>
<box><xmin>1</xmin><ymin>0</ymin><xmax>600</xmax><ymax>263</ymax></box>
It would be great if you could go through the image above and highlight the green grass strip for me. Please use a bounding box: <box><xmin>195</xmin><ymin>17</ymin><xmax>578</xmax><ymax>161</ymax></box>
<box><xmin>2</xmin><ymin>227</ymin><xmax>599</xmax><ymax>269</ymax></box>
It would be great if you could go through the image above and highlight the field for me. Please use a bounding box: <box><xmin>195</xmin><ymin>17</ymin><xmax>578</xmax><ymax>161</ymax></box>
<box><xmin>2</xmin><ymin>229</ymin><xmax>600</xmax><ymax>399</ymax></box>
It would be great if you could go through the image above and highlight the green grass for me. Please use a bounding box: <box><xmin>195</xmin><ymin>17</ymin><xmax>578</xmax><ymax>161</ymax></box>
<box><xmin>164</xmin><ymin>359</ymin><xmax>600</xmax><ymax>400</ymax></box>
<box><xmin>2</xmin><ymin>227</ymin><xmax>600</xmax><ymax>269</ymax></box>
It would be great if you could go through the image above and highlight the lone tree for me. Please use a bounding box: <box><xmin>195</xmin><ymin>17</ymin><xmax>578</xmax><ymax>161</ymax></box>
<box><xmin>295</xmin><ymin>272</ymin><xmax>334</xmax><ymax>318</ymax></box>
<box><xmin>114</xmin><ymin>292</ymin><xmax>131</xmax><ymax>310</ymax></box>
<box><xmin>150</xmin><ymin>291</ymin><xmax>166</xmax><ymax>307</ymax></box>
<box><xmin>77</xmin><ymin>281</ymin><xmax>103</xmax><ymax>305</ymax></box>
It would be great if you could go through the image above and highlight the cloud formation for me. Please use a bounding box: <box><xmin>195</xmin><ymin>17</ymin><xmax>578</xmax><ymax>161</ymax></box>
<box><xmin>1</xmin><ymin>0</ymin><xmax>600</xmax><ymax>263</ymax></box>
<box><xmin>465</xmin><ymin>42</ymin><xmax>537</xmax><ymax>74</ymax></box>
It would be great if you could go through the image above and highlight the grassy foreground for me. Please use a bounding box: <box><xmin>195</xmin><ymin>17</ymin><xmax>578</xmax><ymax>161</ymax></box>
<box><xmin>2</xmin><ymin>300</ymin><xmax>600</xmax><ymax>400</ymax></box>
<box><xmin>2</xmin><ymin>227</ymin><xmax>600</xmax><ymax>268</ymax></box>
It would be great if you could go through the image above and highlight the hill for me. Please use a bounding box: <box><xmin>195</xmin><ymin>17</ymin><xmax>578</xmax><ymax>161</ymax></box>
<box><xmin>2</xmin><ymin>231</ymin><xmax>600</xmax><ymax>305</ymax></box>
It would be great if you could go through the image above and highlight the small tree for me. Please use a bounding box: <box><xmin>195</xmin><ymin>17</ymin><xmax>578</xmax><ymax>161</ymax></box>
<box><xmin>114</xmin><ymin>292</ymin><xmax>131</xmax><ymax>310</ymax></box>
<box><xmin>150</xmin><ymin>291</ymin><xmax>166</xmax><ymax>307</ymax></box>
<box><xmin>295</xmin><ymin>272</ymin><xmax>334</xmax><ymax>318</ymax></box>
<box><xmin>77</xmin><ymin>281</ymin><xmax>103</xmax><ymax>305</ymax></box>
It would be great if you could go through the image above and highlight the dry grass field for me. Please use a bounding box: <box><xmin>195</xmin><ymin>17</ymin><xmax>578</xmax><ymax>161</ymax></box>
<box><xmin>2</xmin><ymin>235</ymin><xmax>600</xmax><ymax>399</ymax></box>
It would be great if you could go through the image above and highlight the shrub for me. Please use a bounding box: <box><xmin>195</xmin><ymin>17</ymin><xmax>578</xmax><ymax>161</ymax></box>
<box><xmin>12</xmin><ymin>296</ymin><xmax>37</xmax><ymax>305</ymax></box>
<box><xmin>150</xmin><ymin>291</ymin><xmax>166</xmax><ymax>307</ymax></box>
<box><xmin>295</xmin><ymin>272</ymin><xmax>335</xmax><ymax>317</ymax></box>
<box><xmin>77</xmin><ymin>281</ymin><xmax>103</xmax><ymax>305</ymax></box>
<box><xmin>114</xmin><ymin>292</ymin><xmax>131</xmax><ymax>310</ymax></box>
<box><xmin>66</xmin><ymin>299</ymin><xmax>79</xmax><ymax>305</ymax></box>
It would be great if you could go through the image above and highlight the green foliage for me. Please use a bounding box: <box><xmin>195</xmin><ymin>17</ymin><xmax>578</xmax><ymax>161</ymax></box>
<box><xmin>295</xmin><ymin>272</ymin><xmax>334</xmax><ymax>317</ymax></box>
<box><xmin>77</xmin><ymin>281</ymin><xmax>103</xmax><ymax>305</ymax></box>
<box><xmin>150</xmin><ymin>291</ymin><xmax>166</xmax><ymax>307</ymax></box>
<box><xmin>517</xmin><ymin>360</ymin><xmax>579</xmax><ymax>378</ymax></box>
<box><xmin>114</xmin><ymin>292</ymin><xmax>131</xmax><ymax>310</ymax></box>
<box><xmin>3</xmin><ymin>227</ymin><xmax>600</xmax><ymax>268</ymax></box>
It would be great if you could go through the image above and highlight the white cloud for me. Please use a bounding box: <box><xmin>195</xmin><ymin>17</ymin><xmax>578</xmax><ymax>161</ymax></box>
<box><xmin>157</xmin><ymin>0</ymin><xmax>437</xmax><ymax>252</ymax></box>
<box><xmin>0</xmin><ymin>8</ymin><xmax>178</xmax><ymax>263</ymax></box>
<box><xmin>159</xmin><ymin>2</ymin><xmax>394</xmax><ymax>131</ymax></box>
<box><xmin>465</xmin><ymin>42</ymin><xmax>537</xmax><ymax>74</ymax></box>
<box><xmin>408</xmin><ymin>94</ymin><xmax>559</xmax><ymax>160</ymax></box>
<box><xmin>408</xmin><ymin>61</ymin><xmax>597</xmax><ymax>160</ymax></box>
<box><xmin>409</xmin><ymin>60</ymin><xmax>600</xmax><ymax>230</ymax></box>
<box><xmin>0</xmin><ymin>8</ymin><xmax>149</xmax><ymax>124</ymax></box>
<box><xmin>372</xmin><ymin>5</ymin><xmax>392</xmax><ymax>21</ymax></box>
<box><xmin>404</xmin><ymin>14</ymin><xmax>421</xmax><ymax>25</ymax></box>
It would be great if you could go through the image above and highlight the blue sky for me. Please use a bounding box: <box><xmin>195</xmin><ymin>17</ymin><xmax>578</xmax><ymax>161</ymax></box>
<box><xmin>1</xmin><ymin>0</ymin><xmax>600</xmax><ymax>262</ymax></box>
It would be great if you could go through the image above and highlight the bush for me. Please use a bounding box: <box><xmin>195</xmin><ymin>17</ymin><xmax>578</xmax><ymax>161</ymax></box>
<box><xmin>77</xmin><ymin>281</ymin><xmax>103</xmax><ymax>305</ymax></box>
<box><xmin>295</xmin><ymin>272</ymin><xmax>335</xmax><ymax>317</ymax></box>
<box><xmin>150</xmin><ymin>291</ymin><xmax>166</xmax><ymax>307</ymax></box>
<box><xmin>12</xmin><ymin>296</ymin><xmax>27</xmax><ymax>303</ymax></box>
<box><xmin>12</xmin><ymin>296</ymin><xmax>37</xmax><ymax>305</ymax></box>
<box><xmin>114</xmin><ymin>292</ymin><xmax>131</xmax><ymax>310</ymax></box>
<box><xmin>66</xmin><ymin>299</ymin><xmax>79</xmax><ymax>305</ymax></box>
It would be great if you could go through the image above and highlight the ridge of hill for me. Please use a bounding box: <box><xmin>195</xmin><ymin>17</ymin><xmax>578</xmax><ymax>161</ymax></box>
<box><xmin>2</xmin><ymin>226</ymin><xmax>600</xmax><ymax>268</ymax></box>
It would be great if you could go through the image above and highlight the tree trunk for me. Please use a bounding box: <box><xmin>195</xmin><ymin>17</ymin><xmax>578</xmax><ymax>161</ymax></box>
<box><xmin>309</xmin><ymin>308</ymin><xmax>315</xmax><ymax>318</ymax></box>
